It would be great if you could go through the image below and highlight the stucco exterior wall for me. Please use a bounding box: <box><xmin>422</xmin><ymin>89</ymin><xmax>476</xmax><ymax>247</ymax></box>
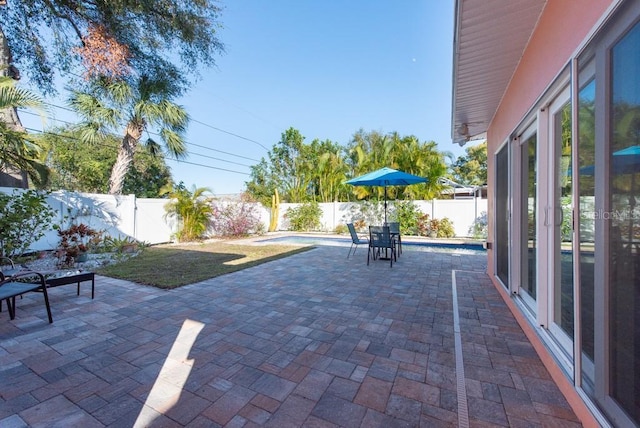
<box><xmin>486</xmin><ymin>0</ymin><xmax>614</xmax><ymax>276</ymax></box>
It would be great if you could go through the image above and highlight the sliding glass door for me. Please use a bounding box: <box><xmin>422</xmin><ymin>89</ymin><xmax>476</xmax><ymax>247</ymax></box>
<box><xmin>520</xmin><ymin>127</ymin><xmax>538</xmax><ymax>311</ymax></box>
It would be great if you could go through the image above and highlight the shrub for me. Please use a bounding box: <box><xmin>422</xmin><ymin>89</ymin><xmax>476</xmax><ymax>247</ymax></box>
<box><xmin>102</xmin><ymin>235</ymin><xmax>142</xmax><ymax>254</ymax></box>
<box><xmin>468</xmin><ymin>211</ymin><xmax>488</xmax><ymax>239</ymax></box>
<box><xmin>437</xmin><ymin>217</ymin><xmax>456</xmax><ymax>238</ymax></box>
<box><xmin>210</xmin><ymin>194</ymin><xmax>264</xmax><ymax>237</ymax></box>
<box><xmin>57</xmin><ymin>223</ymin><xmax>101</xmax><ymax>266</ymax></box>
<box><xmin>393</xmin><ymin>201</ymin><xmax>422</xmax><ymax>235</ymax></box>
<box><xmin>334</xmin><ymin>224</ymin><xmax>348</xmax><ymax>235</ymax></box>
<box><xmin>285</xmin><ymin>201</ymin><xmax>322</xmax><ymax>231</ymax></box>
<box><xmin>164</xmin><ymin>184</ymin><xmax>214</xmax><ymax>242</ymax></box>
<box><xmin>417</xmin><ymin>213</ymin><xmax>431</xmax><ymax>236</ymax></box>
<box><xmin>0</xmin><ymin>190</ymin><xmax>56</xmax><ymax>258</ymax></box>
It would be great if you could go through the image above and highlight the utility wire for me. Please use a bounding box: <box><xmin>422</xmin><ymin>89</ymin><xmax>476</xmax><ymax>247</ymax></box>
<box><xmin>190</xmin><ymin>117</ymin><xmax>269</xmax><ymax>151</ymax></box>
<box><xmin>23</xmin><ymin>127</ymin><xmax>252</xmax><ymax>176</ymax></box>
<box><xmin>166</xmin><ymin>158</ymin><xmax>251</xmax><ymax>175</ymax></box>
<box><xmin>19</xmin><ymin>107</ymin><xmax>265</xmax><ymax>163</ymax></box>
<box><xmin>27</xmin><ymin>101</ymin><xmax>271</xmax><ymax>151</ymax></box>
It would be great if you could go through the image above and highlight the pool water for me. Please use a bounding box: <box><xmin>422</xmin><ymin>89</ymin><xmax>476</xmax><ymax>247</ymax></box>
<box><xmin>260</xmin><ymin>235</ymin><xmax>486</xmax><ymax>255</ymax></box>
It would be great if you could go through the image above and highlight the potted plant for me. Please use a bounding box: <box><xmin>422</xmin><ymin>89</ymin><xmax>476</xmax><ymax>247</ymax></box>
<box><xmin>57</xmin><ymin>223</ymin><xmax>100</xmax><ymax>266</ymax></box>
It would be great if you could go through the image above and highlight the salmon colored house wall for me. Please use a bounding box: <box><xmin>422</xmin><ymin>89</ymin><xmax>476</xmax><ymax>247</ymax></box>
<box><xmin>484</xmin><ymin>1</ymin><xmax>615</xmax><ymax>426</ymax></box>
<box><xmin>486</xmin><ymin>0</ymin><xmax>613</xmax><ymax>278</ymax></box>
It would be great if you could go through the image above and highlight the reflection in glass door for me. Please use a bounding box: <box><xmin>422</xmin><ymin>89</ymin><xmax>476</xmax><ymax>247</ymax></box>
<box><xmin>521</xmin><ymin>132</ymin><xmax>537</xmax><ymax>308</ymax></box>
<box><xmin>550</xmin><ymin>97</ymin><xmax>574</xmax><ymax>355</ymax></box>
<box><xmin>609</xmin><ymin>19</ymin><xmax>640</xmax><ymax>424</ymax></box>
<box><xmin>496</xmin><ymin>145</ymin><xmax>510</xmax><ymax>288</ymax></box>
<box><xmin>578</xmin><ymin>75</ymin><xmax>595</xmax><ymax>393</ymax></box>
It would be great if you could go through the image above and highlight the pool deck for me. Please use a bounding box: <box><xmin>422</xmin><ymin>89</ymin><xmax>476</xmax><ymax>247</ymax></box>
<box><xmin>0</xmin><ymin>244</ymin><xmax>581</xmax><ymax>427</ymax></box>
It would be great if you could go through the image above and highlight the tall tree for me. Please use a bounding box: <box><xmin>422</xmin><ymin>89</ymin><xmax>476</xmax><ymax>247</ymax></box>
<box><xmin>69</xmin><ymin>75</ymin><xmax>188</xmax><ymax>195</ymax></box>
<box><xmin>0</xmin><ymin>0</ymin><xmax>224</xmax><ymax>95</ymax></box>
<box><xmin>451</xmin><ymin>141</ymin><xmax>487</xmax><ymax>186</ymax></box>
<box><xmin>38</xmin><ymin>127</ymin><xmax>172</xmax><ymax>196</ymax></box>
<box><xmin>346</xmin><ymin>130</ymin><xmax>446</xmax><ymax>200</ymax></box>
<box><xmin>0</xmin><ymin>76</ymin><xmax>48</xmax><ymax>186</ymax></box>
<box><xmin>0</xmin><ymin>0</ymin><xmax>222</xmax><ymax>188</ymax></box>
<box><xmin>313</xmin><ymin>139</ymin><xmax>348</xmax><ymax>202</ymax></box>
<box><xmin>247</xmin><ymin>127</ymin><xmax>316</xmax><ymax>203</ymax></box>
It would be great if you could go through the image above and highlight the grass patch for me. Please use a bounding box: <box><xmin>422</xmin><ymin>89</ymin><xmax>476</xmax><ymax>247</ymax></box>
<box><xmin>95</xmin><ymin>242</ymin><xmax>314</xmax><ymax>289</ymax></box>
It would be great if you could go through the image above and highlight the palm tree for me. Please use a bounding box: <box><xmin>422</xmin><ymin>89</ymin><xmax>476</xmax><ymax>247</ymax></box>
<box><xmin>164</xmin><ymin>184</ymin><xmax>213</xmax><ymax>242</ymax></box>
<box><xmin>0</xmin><ymin>76</ymin><xmax>49</xmax><ymax>186</ymax></box>
<box><xmin>314</xmin><ymin>140</ymin><xmax>348</xmax><ymax>202</ymax></box>
<box><xmin>69</xmin><ymin>75</ymin><xmax>188</xmax><ymax>194</ymax></box>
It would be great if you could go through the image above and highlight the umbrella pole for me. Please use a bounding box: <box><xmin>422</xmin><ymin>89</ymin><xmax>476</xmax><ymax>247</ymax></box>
<box><xmin>384</xmin><ymin>186</ymin><xmax>388</xmax><ymax>225</ymax></box>
<box><xmin>629</xmin><ymin>173</ymin><xmax>636</xmax><ymax>244</ymax></box>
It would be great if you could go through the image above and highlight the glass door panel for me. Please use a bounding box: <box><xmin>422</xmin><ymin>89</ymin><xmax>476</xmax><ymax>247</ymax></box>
<box><xmin>496</xmin><ymin>145</ymin><xmax>510</xmax><ymax>287</ymax></box>
<box><xmin>609</xmin><ymin>19</ymin><xmax>640</xmax><ymax>423</ymax></box>
<box><xmin>550</xmin><ymin>99</ymin><xmax>574</xmax><ymax>354</ymax></box>
<box><xmin>521</xmin><ymin>133</ymin><xmax>537</xmax><ymax>307</ymax></box>
<box><xmin>578</xmin><ymin>76</ymin><xmax>596</xmax><ymax>391</ymax></box>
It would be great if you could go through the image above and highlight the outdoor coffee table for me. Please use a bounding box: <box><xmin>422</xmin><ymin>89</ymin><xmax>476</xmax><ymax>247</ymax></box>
<box><xmin>44</xmin><ymin>271</ymin><xmax>95</xmax><ymax>299</ymax></box>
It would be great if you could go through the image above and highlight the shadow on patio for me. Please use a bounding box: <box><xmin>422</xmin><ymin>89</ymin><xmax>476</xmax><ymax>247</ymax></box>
<box><xmin>0</xmin><ymin>245</ymin><xmax>581</xmax><ymax>427</ymax></box>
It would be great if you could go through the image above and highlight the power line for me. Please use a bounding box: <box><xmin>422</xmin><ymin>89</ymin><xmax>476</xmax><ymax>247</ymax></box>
<box><xmin>166</xmin><ymin>157</ymin><xmax>251</xmax><ymax>176</ymax></box>
<box><xmin>186</xmin><ymin>150</ymin><xmax>252</xmax><ymax>168</ymax></box>
<box><xmin>186</xmin><ymin>141</ymin><xmax>260</xmax><ymax>162</ymax></box>
<box><xmin>19</xmin><ymin>105</ymin><xmax>267</xmax><ymax>162</ymax></box>
<box><xmin>190</xmin><ymin>117</ymin><xmax>269</xmax><ymax>151</ymax></box>
<box><xmin>28</xmin><ymin>100</ymin><xmax>271</xmax><ymax>151</ymax></box>
<box><xmin>23</xmin><ymin>127</ymin><xmax>253</xmax><ymax>176</ymax></box>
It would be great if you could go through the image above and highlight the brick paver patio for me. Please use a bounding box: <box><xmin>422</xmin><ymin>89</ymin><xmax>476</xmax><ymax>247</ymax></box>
<box><xmin>0</xmin><ymin>244</ymin><xmax>582</xmax><ymax>427</ymax></box>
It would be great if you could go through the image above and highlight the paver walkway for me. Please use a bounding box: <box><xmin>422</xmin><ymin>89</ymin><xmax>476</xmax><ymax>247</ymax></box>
<box><xmin>0</xmin><ymin>245</ymin><xmax>582</xmax><ymax>427</ymax></box>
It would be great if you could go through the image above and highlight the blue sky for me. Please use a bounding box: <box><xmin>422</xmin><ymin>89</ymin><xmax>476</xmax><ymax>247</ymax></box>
<box><xmin>25</xmin><ymin>1</ymin><xmax>472</xmax><ymax>195</ymax></box>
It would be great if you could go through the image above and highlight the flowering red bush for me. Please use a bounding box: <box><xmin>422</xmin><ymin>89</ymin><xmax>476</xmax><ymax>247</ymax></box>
<box><xmin>210</xmin><ymin>195</ymin><xmax>264</xmax><ymax>237</ymax></box>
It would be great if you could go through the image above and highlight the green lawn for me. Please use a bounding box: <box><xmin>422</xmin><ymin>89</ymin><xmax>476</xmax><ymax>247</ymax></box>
<box><xmin>96</xmin><ymin>241</ymin><xmax>313</xmax><ymax>289</ymax></box>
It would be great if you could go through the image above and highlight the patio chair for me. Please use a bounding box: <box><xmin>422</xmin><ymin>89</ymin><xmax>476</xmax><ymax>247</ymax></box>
<box><xmin>368</xmin><ymin>225</ymin><xmax>397</xmax><ymax>267</ymax></box>
<box><xmin>0</xmin><ymin>256</ymin><xmax>22</xmax><ymax>280</ymax></box>
<box><xmin>347</xmin><ymin>223</ymin><xmax>369</xmax><ymax>259</ymax></box>
<box><xmin>0</xmin><ymin>271</ymin><xmax>53</xmax><ymax>323</ymax></box>
<box><xmin>388</xmin><ymin>222</ymin><xmax>402</xmax><ymax>255</ymax></box>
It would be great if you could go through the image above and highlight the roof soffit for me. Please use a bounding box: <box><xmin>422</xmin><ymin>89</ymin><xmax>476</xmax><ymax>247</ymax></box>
<box><xmin>451</xmin><ymin>0</ymin><xmax>547</xmax><ymax>145</ymax></box>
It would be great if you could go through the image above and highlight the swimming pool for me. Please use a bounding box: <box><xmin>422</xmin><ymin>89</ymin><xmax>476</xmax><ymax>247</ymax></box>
<box><xmin>259</xmin><ymin>235</ymin><xmax>486</xmax><ymax>255</ymax></box>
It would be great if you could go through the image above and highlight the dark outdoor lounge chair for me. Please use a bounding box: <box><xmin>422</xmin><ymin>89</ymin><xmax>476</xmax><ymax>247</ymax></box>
<box><xmin>0</xmin><ymin>271</ymin><xmax>53</xmax><ymax>323</ymax></box>
<box><xmin>0</xmin><ymin>256</ymin><xmax>22</xmax><ymax>280</ymax></box>
<box><xmin>347</xmin><ymin>223</ymin><xmax>369</xmax><ymax>259</ymax></box>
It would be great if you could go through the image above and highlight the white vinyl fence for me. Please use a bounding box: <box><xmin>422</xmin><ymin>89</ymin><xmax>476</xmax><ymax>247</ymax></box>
<box><xmin>1</xmin><ymin>187</ymin><xmax>487</xmax><ymax>253</ymax></box>
<box><xmin>277</xmin><ymin>199</ymin><xmax>487</xmax><ymax>238</ymax></box>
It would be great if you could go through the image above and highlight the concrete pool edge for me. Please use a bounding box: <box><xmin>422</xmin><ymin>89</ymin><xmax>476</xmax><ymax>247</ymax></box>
<box><xmin>237</xmin><ymin>231</ymin><xmax>486</xmax><ymax>251</ymax></box>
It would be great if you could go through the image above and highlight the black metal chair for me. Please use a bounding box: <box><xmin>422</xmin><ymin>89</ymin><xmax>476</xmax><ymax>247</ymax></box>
<box><xmin>388</xmin><ymin>222</ymin><xmax>402</xmax><ymax>255</ymax></box>
<box><xmin>368</xmin><ymin>226</ymin><xmax>397</xmax><ymax>267</ymax></box>
<box><xmin>347</xmin><ymin>223</ymin><xmax>369</xmax><ymax>259</ymax></box>
<box><xmin>0</xmin><ymin>271</ymin><xmax>53</xmax><ymax>323</ymax></box>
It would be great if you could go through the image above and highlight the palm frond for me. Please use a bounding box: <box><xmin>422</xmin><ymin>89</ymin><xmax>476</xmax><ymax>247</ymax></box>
<box><xmin>160</xmin><ymin>129</ymin><xmax>187</xmax><ymax>158</ymax></box>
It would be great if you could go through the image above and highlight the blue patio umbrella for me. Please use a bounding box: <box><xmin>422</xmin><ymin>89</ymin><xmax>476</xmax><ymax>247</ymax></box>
<box><xmin>579</xmin><ymin>145</ymin><xmax>640</xmax><ymax>175</ymax></box>
<box><xmin>345</xmin><ymin>167</ymin><xmax>428</xmax><ymax>224</ymax></box>
<box><xmin>577</xmin><ymin>145</ymin><xmax>640</xmax><ymax>242</ymax></box>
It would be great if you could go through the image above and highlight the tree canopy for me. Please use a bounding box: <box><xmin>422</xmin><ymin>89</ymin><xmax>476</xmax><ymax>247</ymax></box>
<box><xmin>450</xmin><ymin>141</ymin><xmax>487</xmax><ymax>186</ymax></box>
<box><xmin>246</xmin><ymin>128</ymin><xmax>448</xmax><ymax>205</ymax></box>
<box><xmin>68</xmin><ymin>75</ymin><xmax>188</xmax><ymax>194</ymax></box>
<box><xmin>0</xmin><ymin>76</ymin><xmax>48</xmax><ymax>186</ymax></box>
<box><xmin>0</xmin><ymin>0</ymin><xmax>224</xmax><ymax>95</ymax></box>
<box><xmin>37</xmin><ymin>126</ymin><xmax>172</xmax><ymax>197</ymax></box>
